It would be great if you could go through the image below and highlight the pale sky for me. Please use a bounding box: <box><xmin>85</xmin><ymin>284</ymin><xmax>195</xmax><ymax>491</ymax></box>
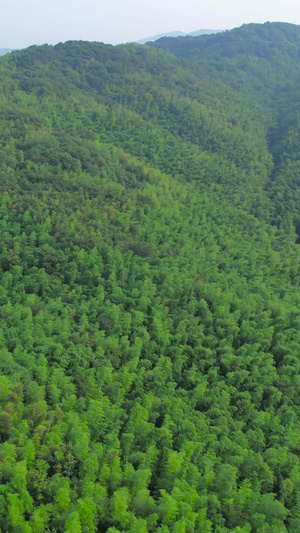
<box><xmin>1</xmin><ymin>0</ymin><xmax>300</xmax><ymax>49</ymax></box>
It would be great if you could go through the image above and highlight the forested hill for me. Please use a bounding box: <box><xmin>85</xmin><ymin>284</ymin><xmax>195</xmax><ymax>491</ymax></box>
<box><xmin>150</xmin><ymin>21</ymin><xmax>300</xmax><ymax>62</ymax></box>
<box><xmin>150</xmin><ymin>22</ymin><xmax>300</xmax><ymax>101</ymax></box>
<box><xmin>1</xmin><ymin>22</ymin><xmax>300</xmax><ymax>533</ymax></box>
<box><xmin>150</xmin><ymin>21</ymin><xmax>300</xmax><ymax>232</ymax></box>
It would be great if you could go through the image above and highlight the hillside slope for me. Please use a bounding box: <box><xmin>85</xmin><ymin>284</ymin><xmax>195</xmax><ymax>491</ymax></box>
<box><xmin>1</xmin><ymin>23</ymin><xmax>300</xmax><ymax>533</ymax></box>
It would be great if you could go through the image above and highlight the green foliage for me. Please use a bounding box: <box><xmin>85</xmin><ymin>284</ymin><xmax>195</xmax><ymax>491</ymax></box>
<box><xmin>0</xmin><ymin>21</ymin><xmax>300</xmax><ymax>532</ymax></box>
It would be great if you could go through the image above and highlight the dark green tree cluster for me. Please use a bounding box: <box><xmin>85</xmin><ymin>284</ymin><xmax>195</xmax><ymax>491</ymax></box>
<box><xmin>1</xmin><ymin>22</ymin><xmax>300</xmax><ymax>532</ymax></box>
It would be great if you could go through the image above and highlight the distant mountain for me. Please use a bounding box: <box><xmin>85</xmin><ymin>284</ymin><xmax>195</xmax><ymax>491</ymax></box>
<box><xmin>137</xmin><ymin>28</ymin><xmax>224</xmax><ymax>44</ymax></box>
<box><xmin>0</xmin><ymin>48</ymin><xmax>12</xmax><ymax>56</ymax></box>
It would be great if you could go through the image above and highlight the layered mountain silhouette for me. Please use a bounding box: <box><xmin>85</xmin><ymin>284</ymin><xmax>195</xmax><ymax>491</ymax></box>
<box><xmin>137</xmin><ymin>28</ymin><xmax>224</xmax><ymax>44</ymax></box>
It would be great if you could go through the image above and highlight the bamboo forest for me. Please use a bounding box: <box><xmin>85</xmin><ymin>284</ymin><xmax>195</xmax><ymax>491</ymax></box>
<box><xmin>1</xmin><ymin>21</ymin><xmax>300</xmax><ymax>532</ymax></box>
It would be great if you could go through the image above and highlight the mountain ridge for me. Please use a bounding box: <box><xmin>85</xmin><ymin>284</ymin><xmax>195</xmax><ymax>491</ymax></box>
<box><xmin>137</xmin><ymin>28</ymin><xmax>225</xmax><ymax>44</ymax></box>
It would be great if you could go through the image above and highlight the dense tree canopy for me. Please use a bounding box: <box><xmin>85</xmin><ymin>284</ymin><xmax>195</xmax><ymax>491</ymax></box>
<box><xmin>1</xmin><ymin>22</ymin><xmax>300</xmax><ymax>532</ymax></box>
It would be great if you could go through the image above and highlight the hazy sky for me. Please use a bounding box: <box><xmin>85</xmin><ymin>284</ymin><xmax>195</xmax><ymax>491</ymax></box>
<box><xmin>1</xmin><ymin>0</ymin><xmax>300</xmax><ymax>49</ymax></box>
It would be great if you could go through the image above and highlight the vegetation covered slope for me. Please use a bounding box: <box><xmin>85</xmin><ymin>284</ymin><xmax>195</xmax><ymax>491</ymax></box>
<box><xmin>1</xmin><ymin>23</ymin><xmax>300</xmax><ymax>533</ymax></box>
<box><xmin>150</xmin><ymin>22</ymin><xmax>300</xmax><ymax>98</ymax></box>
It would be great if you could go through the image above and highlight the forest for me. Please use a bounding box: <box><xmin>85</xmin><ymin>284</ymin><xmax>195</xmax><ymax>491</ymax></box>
<box><xmin>1</xmin><ymin>21</ymin><xmax>300</xmax><ymax>532</ymax></box>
